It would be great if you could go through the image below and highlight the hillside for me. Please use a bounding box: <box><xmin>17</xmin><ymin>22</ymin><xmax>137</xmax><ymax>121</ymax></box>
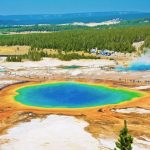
<box><xmin>0</xmin><ymin>18</ymin><xmax>149</xmax><ymax>33</ymax></box>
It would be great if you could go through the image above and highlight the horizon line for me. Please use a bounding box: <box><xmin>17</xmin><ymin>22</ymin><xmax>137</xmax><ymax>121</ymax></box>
<box><xmin>0</xmin><ymin>11</ymin><xmax>150</xmax><ymax>16</ymax></box>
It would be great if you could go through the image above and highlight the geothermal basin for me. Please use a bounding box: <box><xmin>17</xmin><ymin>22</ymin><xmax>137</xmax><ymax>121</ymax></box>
<box><xmin>14</xmin><ymin>82</ymin><xmax>143</xmax><ymax>108</ymax></box>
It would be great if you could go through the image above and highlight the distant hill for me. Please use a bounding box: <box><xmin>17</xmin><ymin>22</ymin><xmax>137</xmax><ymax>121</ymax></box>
<box><xmin>0</xmin><ymin>11</ymin><xmax>150</xmax><ymax>25</ymax></box>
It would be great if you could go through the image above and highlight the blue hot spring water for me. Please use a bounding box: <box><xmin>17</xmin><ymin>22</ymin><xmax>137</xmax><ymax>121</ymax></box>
<box><xmin>14</xmin><ymin>82</ymin><xmax>143</xmax><ymax>108</ymax></box>
<box><xmin>117</xmin><ymin>63</ymin><xmax>150</xmax><ymax>71</ymax></box>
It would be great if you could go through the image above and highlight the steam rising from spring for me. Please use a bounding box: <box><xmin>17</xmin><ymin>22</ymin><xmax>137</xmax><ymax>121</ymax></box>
<box><xmin>117</xmin><ymin>49</ymin><xmax>150</xmax><ymax>71</ymax></box>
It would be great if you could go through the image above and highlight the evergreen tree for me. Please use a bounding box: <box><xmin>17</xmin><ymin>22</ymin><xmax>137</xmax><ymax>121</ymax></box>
<box><xmin>0</xmin><ymin>26</ymin><xmax>150</xmax><ymax>53</ymax></box>
<box><xmin>6</xmin><ymin>55</ymin><xmax>22</xmax><ymax>62</ymax></box>
<box><xmin>6</xmin><ymin>56</ymin><xmax>11</xmax><ymax>62</ymax></box>
<box><xmin>114</xmin><ymin>120</ymin><xmax>133</xmax><ymax>150</ymax></box>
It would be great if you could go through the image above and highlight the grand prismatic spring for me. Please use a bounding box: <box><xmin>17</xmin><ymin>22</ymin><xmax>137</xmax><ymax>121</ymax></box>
<box><xmin>14</xmin><ymin>82</ymin><xmax>143</xmax><ymax>108</ymax></box>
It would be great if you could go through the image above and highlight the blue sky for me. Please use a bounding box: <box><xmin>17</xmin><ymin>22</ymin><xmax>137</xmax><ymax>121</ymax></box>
<box><xmin>0</xmin><ymin>0</ymin><xmax>150</xmax><ymax>15</ymax></box>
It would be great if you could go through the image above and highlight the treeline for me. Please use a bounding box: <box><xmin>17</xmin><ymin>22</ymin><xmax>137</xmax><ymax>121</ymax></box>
<box><xmin>6</xmin><ymin>49</ymin><xmax>99</xmax><ymax>62</ymax></box>
<box><xmin>23</xmin><ymin>49</ymin><xmax>48</xmax><ymax>61</ymax></box>
<box><xmin>0</xmin><ymin>18</ymin><xmax>149</xmax><ymax>33</ymax></box>
<box><xmin>145</xmin><ymin>36</ymin><xmax>150</xmax><ymax>48</ymax></box>
<box><xmin>49</xmin><ymin>53</ymin><xmax>99</xmax><ymax>61</ymax></box>
<box><xmin>6</xmin><ymin>50</ymin><xmax>47</xmax><ymax>62</ymax></box>
<box><xmin>0</xmin><ymin>24</ymin><xmax>88</xmax><ymax>33</ymax></box>
<box><xmin>6</xmin><ymin>55</ymin><xmax>22</xmax><ymax>62</ymax></box>
<box><xmin>1</xmin><ymin>26</ymin><xmax>150</xmax><ymax>53</ymax></box>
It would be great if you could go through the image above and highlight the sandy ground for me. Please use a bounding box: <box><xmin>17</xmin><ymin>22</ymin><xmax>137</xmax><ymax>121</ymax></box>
<box><xmin>132</xmin><ymin>41</ymin><xmax>144</xmax><ymax>51</ymax></box>
<box><xmin>0</xmin><ymin>46</ymin><xmax>93</xmax><ymax>57</ymax></box>
<box><xmin>2</xmin><ymin>31</ymin><xmax>53</xmax><ymax>35</ymax></box>
<box><xmin>62</xmin><ymin>20</ymin><xmax>120</xmax><ymax>27</ymax></box>
<box><xmin>0</xmin><ymin>46</ymin><xmax>29</xmax><ymax>55</ymax></box>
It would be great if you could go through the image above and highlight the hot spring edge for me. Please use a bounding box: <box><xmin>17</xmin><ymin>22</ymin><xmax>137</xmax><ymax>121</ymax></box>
<box><xmin>14</xmin><ymin>82</ymin><xmax>144</xmax><ymax>108</ymax></box>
